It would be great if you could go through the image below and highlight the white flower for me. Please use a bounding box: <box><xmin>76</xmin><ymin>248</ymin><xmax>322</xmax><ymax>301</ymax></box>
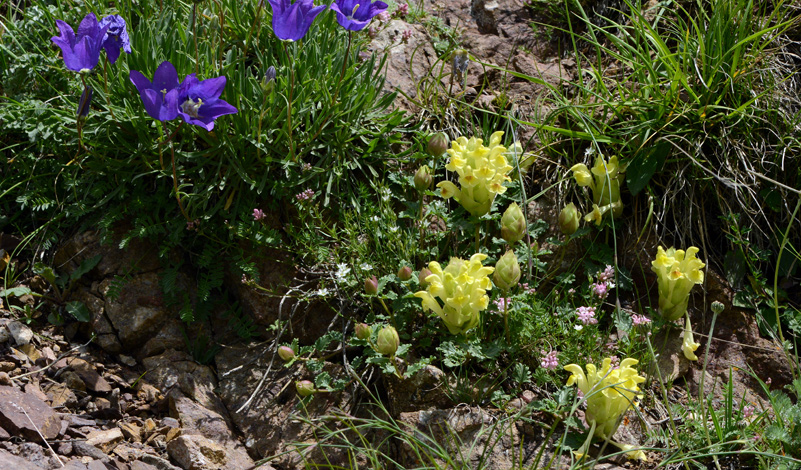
<box><xmin>574</xmin><ymin>324</ymin><xmax>584</xmax><ymax>331</ymax></box>
<box><xmin>316</xmin><ymin>287</ymin><xmax>330</xmax><ymax>297</ymax></box>
<box><xmin>335</xmin><ymin>263</ymin><xmax>351</xmax><ymax>283</ymax></box>
<box><xmin>360</xmin><ymin>263</ymin><xmax>373</xmax><ymax>271</ymax></box>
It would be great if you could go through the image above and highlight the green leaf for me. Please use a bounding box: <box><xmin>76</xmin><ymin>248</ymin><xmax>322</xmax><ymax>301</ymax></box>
<box><xmin>626</xmin><ymin>141</ymin><xmax>669</xmax><ymax>196</ymax></box>
<box><xmin>70</xmin><ymin>254</ymin><xmax>102</xmax><ymax>282</ymax></box>
<box><xmin>33</xmin><ymin>262</ymin><xmax>57</xmax><ymax>287</ymax></box>
<box><xmin>65</xmin><ymin>301</ymin><xmax>91</xmax><ymax>322</ymax></box>
<box><xmin>1</xmin><ymin>286</ymin><xmax>32</xmax><ymax>297</ymax></box>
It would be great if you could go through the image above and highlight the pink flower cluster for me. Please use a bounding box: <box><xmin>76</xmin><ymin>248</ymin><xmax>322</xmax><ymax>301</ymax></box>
<box><xmin>295</xmin><ymin>189</ymin><xmax>314</xmax><ymax>202</ymax></box>
<box><xmin>576</xmin><ymin>306</ymin><xmax>597</xmax><ymax>325</ymax></box>
<box><xmin>591</xmin><ymin>282</ymin><xmax>608</xmax><ymax>299</ymax></box>
<box><xmin>395</xmin><ymin>2</ymin><xmax>409</xmax><ymax>17</ymax></box>
<box><xmin>598</xmin><ymin>264</ymin><xmax>614</xmax><ymax>283</ymax></box>
<box><xmin>540</xmin><ymin>350</ymin><xmax>559</xmax><ymax>370</ymax></box>
<box><xmin>253</xmin><ymin>208</ymin><xmax>266</xmax><ymax>221</ymax></box>
<box><xmin>494</xmin><ymin>297</ymin><xmax>512</xmax><ymax>312</ymax></box>
<box><xmin>401</xmin><ymin>29</ymin><xmax>412</xmax><ymax>43</ymax></box>
<box><xmin>631</xmin><ymin>314</ymin><xmax>651</xmax><ymax>326</ymax></box>
<box><xmin>521</xmin><ymin>282</ymin><xmax>536</xmax><ymax>295</ymax></box>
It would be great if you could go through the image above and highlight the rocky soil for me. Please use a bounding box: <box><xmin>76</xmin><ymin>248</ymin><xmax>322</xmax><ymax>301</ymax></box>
<box><xmin>0</xmin><ymin>0</ymin><xmax>793</xmax><ymax>469</ymax></box>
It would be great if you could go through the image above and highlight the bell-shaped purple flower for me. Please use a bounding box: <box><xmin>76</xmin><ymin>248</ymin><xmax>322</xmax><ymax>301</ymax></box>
<box><xmin>267</xmin><ymin>0</ymin><xmax>328</xmax><ymax>41</ymax></box>
<box><xmin>77</xmin><ymin>85</ymin><xmax>93</xmax><ymax>118</ymax></box>
<box><xmin>330</xmin><ymin>0</ymin><xmax>388</xmax><ymax>31</ymax></box>
<box><xmin>176</xmin><ymin>74</ymin><xmax>238</xmax><ymax>131</ymax></box>
<box><xmin>129</xmin><ymin>61</ymin><xmax>181</xmax><ymax>122</ymax></box>
<box><xmin>51</xmin><ymin>13</ymin><xmax>110</xmax><ymax>72</ymax></box>
<box><xmin>99</xmin><ymin>15</ymin><xmax>131</xmax><ymax>64</ymax></box>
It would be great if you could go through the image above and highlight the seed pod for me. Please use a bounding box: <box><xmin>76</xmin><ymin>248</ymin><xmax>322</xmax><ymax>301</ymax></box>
<box><xmin>500</xmin><ymin>202</ymin><xmax>525</xmax><ymax>244</ymax></box>
<box><xmin>426</xmin><ymin>133</ymin><xmax>449</xmax><ymax>157</ymax></box>
<box><xmin>493</xmin><ymin>250</ymin><xmax>521</xmax><ymax>291</ymax></box>
<box><xmin>364</xmin><ymin>276</ymin><xmax>378</xmax><ymax>295</ymax></box>
<box><xmin>278</xmin><ymin>346</ymin><xmax>295</xmax><ymax>362</ymax></box>
<box><xmin>355</xmin><ymin>323</ymin><xmax>372</xmax><ymax>340</ymax></box>
<box><xmin>296</xmin><ymin>380</ymin><xmax>316</xmax><ymax>397</ymax></box>
<box><xmin>558</xmin><ymin>203</ymin><xmax>580</xmax><ymax>235</ymax></box>
<box><xmin>397</xmin><ymin>266</ymin><xmax>413</xmax><ymax>281</ymax></box>
<box><xmin>375</xmin><ymin>326</ymin><xmax>399</xmax><ymax>356</ymax></box>
<box><xmin>414</xmin><ymin>165</ymin><xmax>433</xmax><ymax>192</ymax></box>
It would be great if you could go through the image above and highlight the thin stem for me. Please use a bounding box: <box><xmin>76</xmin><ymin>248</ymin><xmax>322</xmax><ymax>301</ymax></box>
<box><xmin>193</xmin><ymin>3</ymin><xmax>199</xmax><ymax>75</ymax></box>
<box><xmin>283</xmin><ymin>42</ymin><xmax>295</xmax><ymax>161</ymax></box>
<box><xmin>242</xmin><ymin>1</ymin><xmax>263</xmax><ymax>58</ymax></box>
<box><xmin>774</xmin><ymin>195</ymin><xmax>801</xmax><ymax>380</ymax></box>
<box><xmin>378</xmin><ymin>297</ymin><xmax>394</xmax><ymax>328</ymax></box>
<box><xmin>167</xmin><ymin>123</ymin><xmax>191</xmax><ymax>222</ymax></box>
<box><xmin>102</xmin><ymin>58</ymin><xmax>116</xmax><ymax>120</ymax></box>
<box><xmin>699</xmin><ymin>309</ymin><xmax>721</xmax><ymax>470</ymax></box>
<box><xmin>474</xmin><ymin>222</ymin><xmax>480</xmax><ymax>254</ymax></box>
<box><xmin>503</xmin><ymin>291</ymin><xmax>509</xmax><ymax>344</ymax></box>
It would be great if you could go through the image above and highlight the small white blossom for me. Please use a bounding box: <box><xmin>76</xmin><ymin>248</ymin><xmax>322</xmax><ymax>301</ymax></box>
<box><xmin>316</xmin><ymin>287</ymin><xmax>330</xmax><ymax>297</ymax></box>
<box><xmin>360</xmin><ymin>263</ymin><xmax>373</xmax><ymax>271</ymax></box>
<box><xmin>335</xmin><ymin>263</ymin><xmax>351</xmax><ymax>283</ymax></box>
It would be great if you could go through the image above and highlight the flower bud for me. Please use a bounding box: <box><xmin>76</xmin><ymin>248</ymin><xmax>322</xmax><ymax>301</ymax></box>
<box><xmin>493</xmin><ymin>251</ymin><xmax>521</xmax><ymax>291</ymax></box>
<box><xmin>278</xmin><ymin>346</ymin><xmax>295</xmax><ymax>362</ymax></box>
<box><xmin>418</xmin><ymin>267</ymin><xmax>432</xmax><ymax>287</ymax></box>
<box><xmin>426</xmin><ymin>133</ymin><xmax>449</xmax><ymax>157</ymax></box>
<box><xmin>262</xmin><ymin>66</ymin><xmax>276</xmax><ymax>94</ymax></box>
<box><xmin>296</xmin><ymin>380</ymin><xmax>316</xmax><ymax>397</ymax></box>
<box><xmin>711</xmin><ymin>301</ymin><xmax>724</xmax><ymax>315</ymax></box>
<box><xmin>500</xmin><ymin>202</ymin><xmax>525</xmax><ymax>244</ymax></box>
<box><xmin>414</xmin><ymin>165</ymin><xmax>433</xmax><ymax>192</ymax></box>
<box><xmin>397</xmin><ymin>266</ymin><xmax>413</xmax><ymax>281</ymax></box>
<box><xmin>355</xmin><ymin>323</ymin><xmax>372</xmax><ymax>340</ymax></box>
<box><xmin>77</xmin><ymin>85</ymin><xmax>93</xmax><ymax>118</ymax></box>
<box><xmin>364</xmin><ymin>276</ymin><xmax>378</xmax><ymax>295</ymax></box>
<box><xmin>375</xmin><ymin>326</ymin><xmax>399</xmax><ymax>356</ymax></box>
<box><xmin>558</xmin><ymin>203</ymin><xmax>580</xmax><ymax>235</ymax></box>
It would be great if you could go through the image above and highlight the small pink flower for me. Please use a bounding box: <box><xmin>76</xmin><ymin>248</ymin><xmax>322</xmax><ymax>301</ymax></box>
<box><xmin>631</xmin><ymin>314</ymin><xmax>651</xmax><ymax>327</ymax></box>
<box><xmin>295</xmin><ymin>189</ymin><xmax>314</xmax><ymax>202</ymax></box>
<box><xmin>368</xmin><ymin>25</ymin><xmax>379</xmax><ymax>39</ymax></box>
<box><xmin>598</xmin><ymin>265</ymin><xmax>615</xmax><ymax>283</ymax></box>
<box><xmin>377</xmin><ymin>11</ymin><xmax>390</xmax><ymax>23</ymax></box>
<box><xmin>253</xmin><ymin>208</ymin><xmax>266</xmax><ymax>221</ymax></box>
<box><xmin>591</xmin><ymin>282</ymin><xmax>608</xmax><ymax>299</ymax></box>
<box><xmin>401</xmin><ymin>29</ymin><xmax>412</xmax><ymax>43</ymax></box>
<box><xmin>576</xmin><ymin>306</ymin><xmax>597</xmax><ymax>325</ymax></box>
<box><xmin>540</xmin><ymin>350</ymin><xmax>559</xmax><ymax>370</ymax></box>
<box><xmin>608</xmin><ymin>355</ymin><xmax>620</xmax><ymax>368</ymax></box>
<box><xmin>494</xmin><ymin>297</ymin><xmax>512</xmax><ymax>312</ymax></box>
<box><xmin>743</xmin><ymin>404</ymin><xmax>755</xmax><ymax>420</ymax></box>
<box><xmin>395</xmin><ymin>2</ymin><xmax>409</xmax><ymax>16</ymax></box>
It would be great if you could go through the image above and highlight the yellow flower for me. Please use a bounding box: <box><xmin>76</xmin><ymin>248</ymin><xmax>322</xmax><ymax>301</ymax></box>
<box><xmin>651</xmin><ymin>246</ymin><xmax>705</xmax><ymax>321</ymax></box>
<box><xmin>414</xmin><ymin>253</ymin><xmax>494</xmax><ymax>334</ymax></box>
<box><xmin>564</xmin><ymin>358</ymin><xmax>645</xmax><ymax>440</ymax></box>
<box><xmin>570</xmin><ymin>155</ymin><xmax>624</xmax><ymax>220</ymax></box>
<box><xmin>682</xmin><ymin>316</ymin><xmax>700</xmax><ymax>361</ymax></box>
<box><xmin>438</xmin><ymin>131</ymin><xmax>514</xmax><ymax>216</ymax></box>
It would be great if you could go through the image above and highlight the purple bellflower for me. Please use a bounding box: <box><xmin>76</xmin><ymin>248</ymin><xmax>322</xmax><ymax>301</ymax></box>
<box><xmin>77</xmin><ymin>85</ymin><xmax>93</xmax><ymax>118</ymax></box>
<box><xmin>330</xmin><ymin>0</ymin><xmax>388</xmax><ymax>31</ymax></box>
<box><xmin>51</xmin><ymin>13</ymin><xmax>110</xmax><ymax>72</ymax></box>
<box><xmin>129</xmin><ymin>61</ymin><xmax>181</xmax><ymax>122</ymax></box>
<box><xmin>176</xmin><ymin>74</ymin><xmax>238</xmax><ymax>131</ymax></box>
<box><xmin>99</xmin><ymin>15</ymin><xmax>132</xmax><ymax>64</ymax></box>
<box><xmin>267</xmin><ymin>0</ymin><xmax>328</xmax><ymax>41</ymax></box>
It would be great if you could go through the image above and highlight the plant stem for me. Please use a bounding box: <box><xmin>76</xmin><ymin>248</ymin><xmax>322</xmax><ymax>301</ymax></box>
<box><xmin>192</xmin><ymin>3</ymin><xmax>199</xmax><ymax>75</ymax></box>
<box><xmin>102</xmin><ymin>59</ymin><xmax>116</xmax><ymax>120</ymax></box>
<box><xmin>167</xmin><ymin>123</ymin><xmax>191</xmax><ymax>222</ymax></box>
<box><xmin>283</xmin><ymin>42</ymin><xmax>295</xmax><ymax>161</ymax></box>
<box><xmin>699</xmin><ymin>309</ymin><xmax>721</xmax><ymax>470</ymax></box>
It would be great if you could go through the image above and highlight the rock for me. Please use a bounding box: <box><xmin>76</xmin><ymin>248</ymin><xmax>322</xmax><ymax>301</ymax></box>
<box><xmin>139</xmin><ymin>319</ymin><xmax>186</xmax><ymax>359</ymax></box>
<box><xmin>215</xmin><ymin>344</ymin><xmax>351</xmax><ymax>468</ymax></box>
<box><xmin>384</xmin><ymin>365</ymin><xmax>452</xmax><ymax>413</ymax></box>
<box><xmin>61</xmin><ymin>371</ymin><xmax>87</xmax><ymax>392</ymax></box>
<box><xmin>100</xmin><ymin>273</ymin><xmax>176</xmax><ymax>351</ymax></box>
<box><xmin>45</xmin><ymin>382</ymin><xmax>78</xmax><ymax>409</ymax></box>
<box><xmin>166</xmin><ymin>435</ymin><xmax>227</xmax><ymax>470</ymax></box>
<box><xmin>140</xmin><ymin>454</ymin><xmax>182</xmax><ymax>470</ymax></box>
<box><xmin>16</xmin><ymin>442</ymin><xmax>59</xmax><ymax>469</ymax></box>
<box><xmin>0</xmin><ymin>448</ymin><xmax>45</xmax><ymax>469</ymax></box>
<box><xmin>0</xmin><ymin>385</ymin><xmax>62</xmax><ymax>440</ymax></box>
<box><xmin>23</xmin><ymin>383</ymin><xmax>49</xmax><ymax>403</ymax></box>
<box><xmin>141</xmin><ymin>350</ymin><xmax>221</xmax><ymax>413</ymax></box>
<box><xmin>119</xmin><ymin>422</ymin><xmax>142</xmax><ymax>443</ymax></box>
<box><xmin>66</xmin><ymin>358</ymin><xmax>112</xmax><ymax>393</ymax></box>
<box><xmin>72</xmin><ymin>440</ymin><xmax>108</xmax><ymax>460</ymax></box>
<box><xmin>0</xmin><ymin>325</ymin><xmax>10</xmax><ymax>344</ymax></box>
<box><xmin>18</xmin><ymin>344</ymin><xmax>40</xmax><ymax>362</ymax></box>
<box><xmin>169</xmin><ymin>394</ymin><xmax>253</xmax><ymax>469</ymax></box>
<box><xmin>119</xmin><ymin>355</ymin><xmax>137</xmax><ymax>367</ymax></box>
<box><xmin>85</xmin><ymin>428</ymin><xmax>123</xmax><ymax>453</ymax></box>
<box><xmin>7</xmin><ymin>321</ymin><xmax>33</xmax><ymax>346</ymax></box>
<box><xmin>129</xmin><ymin>461</ymin><xmax>160</xmax><ymax>470</ymax></box>
<box><xmin>0</xmin><ymin>373</ymin><xmax>10</xmax><ymax>387</ymax></box>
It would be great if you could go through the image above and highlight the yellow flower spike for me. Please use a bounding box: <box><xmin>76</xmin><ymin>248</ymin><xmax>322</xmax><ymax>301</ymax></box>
<box><xmin>571</xmin><ymin>155</ymin><xmax>625</xmax><ymax>222</ymax></box>
<box><xmin>651</xmin><ymin>246</ymin><xmax>705</xmax><ymax>321</ymax></box>
<box><xmin>683</xmin><ymin>316</ymin><xmax>700</xmax><ymax>361</ymax></box>
<box><xmin>437</xmin><ymin>131</ymin><xmax>516</xmax><ymax>216</ymax></box>
<box><xmin>414</xmin><ymin>254</ymin><xmax>494</xmax><ymax>335</ymax></box>
<box><xmin>564</xmin><ymin>358</ymin><xmax>645</xmax><ymax>445</ymax></box>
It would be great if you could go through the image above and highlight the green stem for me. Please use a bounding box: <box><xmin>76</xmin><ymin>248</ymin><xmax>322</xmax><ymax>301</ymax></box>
<box><xmin>378</xmin><ymin>297</ymin><xmax>394</xmax><ymax>328</ymax></box>
<box><xmin>167</xmin><ymin>123</ymin><xmax>191</xmax><ymax>222</ymax></box>
<box><xmin>102</xmin><ymin>59</ymin><xmax>115</xmax><ymax>120</ymax></box>
<box><xmin>474</xmin><ymin>222</ymin><xmax>480</xmax><ymax>254</ymax></box>
<box><xmin>699</xmin><ymin>309</ymin><xmax>721</xmax><ymax>470</ymax></box>
<box><xmin>503</xmin><ymin>291</ymin><xmax>509</xmax><ymax>344</ymax></box>
<box><xmin>283</xmin><ymin>42</ymin><xmax>295</xmax><ymax>161</ymax></box>
<box><xmin>774</xmin><ymin>195</ymin><xmax>801</xmax><ymax>380</ymax></box>
<box><xmin>192</xmin><ymin>3</ymin><xmax>199</xmax><ymax>75</ymax></box>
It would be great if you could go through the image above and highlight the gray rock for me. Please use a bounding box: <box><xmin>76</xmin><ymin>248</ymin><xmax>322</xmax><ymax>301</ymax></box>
<box><xmin>68</xmin><ymin>359</ymin><xmax>112</xmax><ymax>393</ymax></box>
<box><xmin>0</xmin><ymin>386</ymin><xmax>61</xmax><ymax>441</ymax></box>
<box><xmin>0</xmin><ymin>448</ymin><xmax>48</xmax><ymax>469</ymax></box>
<box><xmin>7</xmin><ymin>321</ymin><xmax>33</xmax><ymax>346</ymax></box>
<box><xmin>166</xmin><ymin>435</ymin><xmax>227</xmax><ymax>470</ymax></box>
<box><xmin>101</xmin><ymin>273</ymin><xmax>174</xmax><ymax>350</ymax></box>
